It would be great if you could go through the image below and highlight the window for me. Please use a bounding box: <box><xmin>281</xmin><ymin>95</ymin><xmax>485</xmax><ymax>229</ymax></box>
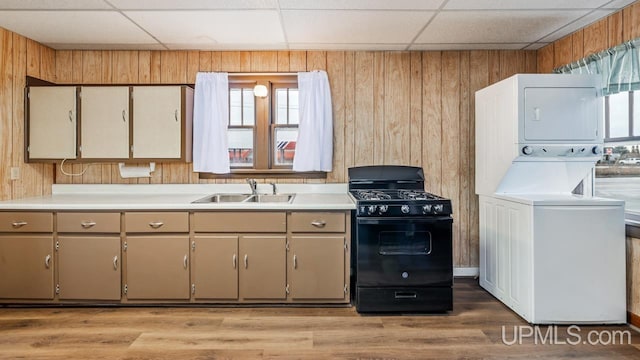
<box><xmin>228</xmin><ymin>86</ymin><xmax>255</xmax><ymax>167</ymax></box>
<box><xmin>272</xmin><ymin>85</ymin><xmax>299</xmax><ymax>167</ymax></box>
<box><xmin>595</xmin><ymin>91</ymin><xmax>640</xmax><ymax>214</ymax></box>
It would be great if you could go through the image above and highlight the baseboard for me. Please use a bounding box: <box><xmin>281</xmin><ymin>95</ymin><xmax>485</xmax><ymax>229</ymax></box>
<box><xmin>628</xmin><ymin>311</ymin><xmax>640</xmax><ymax>327</ymax></box>
<box><xmin>454</xmin><ymin>267</ymin><xmax>479</xmax><ymax>277</ymax></box>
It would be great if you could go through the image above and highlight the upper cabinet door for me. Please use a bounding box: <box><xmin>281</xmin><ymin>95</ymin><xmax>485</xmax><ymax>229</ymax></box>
<box><xmin>132</xmin><ymin>86</ymin><xmax>182</xmax><ymax>159</ymax></box>
<box><xmin>28</xmin><ymin>86</ymin><xmax>77</xmax><ymax>160</ymax></box>
<box><xmin>80</xmin><ymin>86</ymin><xmax>130</xmax><ymax>159</ymax></box>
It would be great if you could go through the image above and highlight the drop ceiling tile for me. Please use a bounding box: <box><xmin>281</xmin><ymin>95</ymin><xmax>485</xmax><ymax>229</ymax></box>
<box><xmin>444</xmin><ymin>0</ymin><xmax>610</xmax><ymax>10</ymax></box>
<box><xmin>289</xmin><ymin>43</ymin><xmax>408</xmax><ymax>50</ymax></box>
<box><xmin>409</xmin><ymin>43</ymin><xmax>529</xmax><ymax>50</ymax></box>
<box><xmin>283</xmin><ymin>10</ymin><xmax>435</xmax><ymax>44</ymax></box>
<box><xmin>538</xmin><ymin>9</ymin><xmax>613</xmax><ymax>42</ymax></box>
<box><xmin>0</xmin><ymin>0</ymin><xmax>111</xmax><ymax>9</ymax></box>
<box><xmin>165</xmin><ymin>42</ymin><xmax>288</xmax><ymax>50</ymax></box>
<box><xmin>416</xmin><ymin>10</ymin><xmax>589</xmax><ymax>44</ymax></box>
<box><xmin>279</xmin><ymin>0</ymin><xmax>444</xmax><ymax>10</ymax></box>
<box><xmin>126</xmin><ymin>10</ymin><xmax>284</xmax><ymax>45</ymax></box>
<box><xmin>0</xmin><ymin>11</ymin><xmax>157</xmax><ymax>45</ymax></box>
<box><xmin>107</xmin><ymin>0</ymin><xmax>277</xmax><ymax>10</ymax></box>
<box><xmin>51</xmin><ymin>43</ymin><xmax>167</xmax><ymax>50</ymax></box>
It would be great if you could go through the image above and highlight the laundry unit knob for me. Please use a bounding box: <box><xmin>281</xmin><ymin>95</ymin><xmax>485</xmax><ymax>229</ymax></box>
<box><xmin>522</xmin><ymin>146</ymin><xmax>533</xmax><ymax>155</ymax></box>
<box><xmin>592</xmin><ymin>146</ymin><xmax>602</xmax><ymax>155</ymax></box>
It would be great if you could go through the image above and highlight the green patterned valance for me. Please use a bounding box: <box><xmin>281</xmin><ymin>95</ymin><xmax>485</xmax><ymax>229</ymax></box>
<box><xmin>554</xmin><ymin>38</ymin><xmax>640</xmax><ymax>96</ymax></box>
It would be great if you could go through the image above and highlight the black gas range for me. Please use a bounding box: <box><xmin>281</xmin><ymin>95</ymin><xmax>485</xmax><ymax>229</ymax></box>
<box><xmin>349</xmin><ymin>165</ymin><xmax>453</xmax><ymax>313</ymax></box>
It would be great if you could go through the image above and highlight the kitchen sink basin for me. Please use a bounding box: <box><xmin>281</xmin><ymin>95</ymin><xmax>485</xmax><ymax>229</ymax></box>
<box><xmin>243</xmin><ymin>194</ymin><xmax>296</xmax><ymax>203</ymax></box>
<box><xmin>192</xmin><ymin>194</ymin><xmax>252</xmax><ymax>203</ymax></box>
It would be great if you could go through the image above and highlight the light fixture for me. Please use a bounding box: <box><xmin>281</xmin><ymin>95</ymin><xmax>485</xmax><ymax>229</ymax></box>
<box><xmin>253</xmin><ymin>84</ymin><xmax>268</xmax><ymax>98</ymax></box>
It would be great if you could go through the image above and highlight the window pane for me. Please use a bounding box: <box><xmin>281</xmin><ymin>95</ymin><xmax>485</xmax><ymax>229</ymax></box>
<box><xmin>229</xmin><ymin>89</ymin><xmax>242</xmax><ymax>126</ymax></box>
<box><xmin>276</xmin><ymin>89</ymin><xmax>288</xmax><ymax>124</ymax></box>
<box><xmin>609</xmin><ymin>92</ymin><xmax>629</xmax><ymax>138</ymax></box>
<box><xmin>274</xmin><ymin>128</ymin><xmax>298</xmax><ymax>166</ymax></box>
<box><xmin>227</xmin><ymin>128</ymin><xmax>253</xmax><ymax>167</ymax></box>
<box><xmin>634</xmin><ymin>92</ymin><xmax>640</xmax><ymax>137</ymax></box>
<box><xmin>242</xmin><ymin>89</ymin><xmax>255</xmax><ymax>125</ymax></box>
<box><xmin>289</xmin><ymin>89</ymin><xmax>299</xmax><ymax>125</ymax></box>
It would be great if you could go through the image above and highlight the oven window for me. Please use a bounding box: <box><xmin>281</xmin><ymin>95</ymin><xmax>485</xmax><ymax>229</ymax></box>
<box><xmin>378</xmin><ymin>231</ymin><xmax>432</xmax><ymax>255</ymax></box>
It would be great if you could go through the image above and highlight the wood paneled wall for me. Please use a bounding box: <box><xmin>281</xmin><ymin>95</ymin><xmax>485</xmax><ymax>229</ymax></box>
<box><xmin>537</xmin><ymin>1</ymin><xmax>640</xmax><ymax>72</ymax></box>
<box><xmin>0</xmin><ymin>28</ymin><xmax>55</xmax><ymax>201</ymax></box>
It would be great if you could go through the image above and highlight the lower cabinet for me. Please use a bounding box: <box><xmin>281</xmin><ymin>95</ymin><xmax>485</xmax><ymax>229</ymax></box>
<box><xmin>125</xmin><ymin>236</ymin><xmax>190</xmax><ymax>300</ymax></box>
<box><xmin>239</xmin><ymin>235</ymin><xmax>287</xmax><ymax>301</ymax></box>
<box><xmin>0</xmin><ymin>235</ymin><xmax>54</xmax><ymax>299</ymax></box>
<box><xmin>288</xmin><ymin>235</ymin><xmax>346</xmax><ymax>300</ymax></box>
<box><xmin>192</xmin><ymin>235</ymin><xmax>239</xmax><ymax>300</ymax></box>
<box><xmin>57</xmin><ymin>236</ymin><xmax>121</xmax><ymax>300</ymax></box>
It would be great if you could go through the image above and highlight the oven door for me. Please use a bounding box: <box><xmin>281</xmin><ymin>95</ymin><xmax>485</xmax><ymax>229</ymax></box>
<box><xmin>356</xmin><ymin>216</ymin><xmax>452</xmax><ymax>287</ymax></box>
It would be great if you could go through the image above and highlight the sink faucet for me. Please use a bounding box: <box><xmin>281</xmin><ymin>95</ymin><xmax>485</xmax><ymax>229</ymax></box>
<box><xmin>246</xmin><ymin>178</ymin><xmax>258</xmax><ymax>195</ymax></box>
<box><xmin>269</xmin><ymin>182</ymin><xmax>277</xmax><ymax>195</ymax></box>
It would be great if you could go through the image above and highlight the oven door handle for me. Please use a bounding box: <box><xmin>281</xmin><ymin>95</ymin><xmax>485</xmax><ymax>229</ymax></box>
<box><xmin>357</xmin><ymin>216</ymin><xmax>452</xmax><ymax>225</ymax></box>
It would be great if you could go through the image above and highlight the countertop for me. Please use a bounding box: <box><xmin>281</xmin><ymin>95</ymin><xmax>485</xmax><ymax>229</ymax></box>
<box><xmin>0</xmin><ymin>184</ymin><xmax>356</xmax><ymax>211</ymax></box>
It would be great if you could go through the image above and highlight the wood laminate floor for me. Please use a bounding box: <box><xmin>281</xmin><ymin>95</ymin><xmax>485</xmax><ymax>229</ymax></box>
<box><xmin>1</xmin><ymin>279</ymin><xmax>638</xmax><ymax>359</ymax></box>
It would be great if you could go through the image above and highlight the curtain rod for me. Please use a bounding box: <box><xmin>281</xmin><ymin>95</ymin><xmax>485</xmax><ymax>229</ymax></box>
<box><xmin>227</xmin><ymin>72</ymin><xmax>298</xmax><ymax>76</ymax></box>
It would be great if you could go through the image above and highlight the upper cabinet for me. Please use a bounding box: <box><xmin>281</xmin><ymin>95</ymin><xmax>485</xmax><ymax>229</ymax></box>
<box><xmin>26</xmin><ymin>85</ymin><xmax>193</xmax><ymax>163</ymax></box>
<box><xmin>79</xmin><ymin>86</ymin><xmax>130</xmax><ymax>160</ymax></box>
<box><xmin>132</xmin><ymin>86</ymin><xmax>193</xmax><ymax>161</ymax></box>
<box><xmin>27</xmin><ymin>86</ymin><xmax>77</xmax><ymax>160</ymax></box>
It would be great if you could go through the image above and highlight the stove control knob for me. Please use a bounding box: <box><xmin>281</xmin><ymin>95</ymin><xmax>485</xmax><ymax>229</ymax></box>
<box><xmin>378</xmin><ymin>205</ymin><xmax>389</xmax><ymax>214</ymax></box>
<box><xmin>433</xmin><ymin>204</ymin><xmax>444</xmax><ymax>213</ymax></box>
<box><xmin>422</xmin><ymin>205</ymin><xmax>432</xmax><ymax>214</ymax></box>
<box><xmin>367</xmin><ymin>205</ymin><xmax>377</xmax><ymax>215</ymax></box>
<box><xmin>401</xmin><ymin>205</ymin><xmax>410</xmax><ymax>214</ymax></box>
<box><xmin>522</xmin><ymin>146</ymin><xmax>533</xmax><ymax>155</ymax></box>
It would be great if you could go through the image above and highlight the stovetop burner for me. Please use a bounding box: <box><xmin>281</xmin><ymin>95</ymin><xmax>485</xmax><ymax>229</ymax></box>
<box><xmin>352</xmin><ymin>189</ymin><xmax>445</xmax><ymax>202</ymax></box>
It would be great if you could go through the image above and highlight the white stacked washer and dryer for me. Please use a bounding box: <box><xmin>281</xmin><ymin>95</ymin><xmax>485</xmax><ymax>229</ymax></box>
<box><xmin>475</xmin><ymin>74</ymin><xmax>626</xmax><ymax>324</ymax></box>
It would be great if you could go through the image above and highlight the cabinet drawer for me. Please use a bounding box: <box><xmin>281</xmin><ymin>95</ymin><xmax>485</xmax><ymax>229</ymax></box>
<box><xmin>290</xmin><ymin>212</ymin><xmax>345</xmax><ymax>233</ymax></box>
<box><xmin>0</xmin><ymin>212</ymin><xmax>53</xmax><ymax>233</ymax></box>
<box><xmin>125</xmin><ymin>212</ymin><xmax>189</xmax><ymax>233</ymax></box>
<box><xmin>57</xmin><ymin>212</ymin><xmax>120</xmax><ymax>233</ymax></box>
<box><xmin>194</xmin><ymin>212</ymin><xmax>286</xmax><ymax>233</ymax></box>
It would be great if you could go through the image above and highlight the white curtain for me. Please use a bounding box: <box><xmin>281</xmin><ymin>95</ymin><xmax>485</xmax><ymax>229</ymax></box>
<box><xmin>293</xmin><ymin>70</ymin><xmax>333</xmax><ymax>172</ymax></box>
<box><xmin>193</xmin><ymin>72</ymin><xmax>230</xmax><ymax>173</ymax></box>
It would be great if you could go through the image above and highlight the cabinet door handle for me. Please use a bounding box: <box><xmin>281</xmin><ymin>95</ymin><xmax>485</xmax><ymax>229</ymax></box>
<box><xmin>44</xmin><ymin>254</ymin><xmax>51</xmax><ymax>269</ymax></box>
<box><xmin>11</xmin><ymin>221</ymin><xmax>27</xmax><ymax>228</ymax></box>
<box><xmin>183</xmin><ymin>255</ymin><xmax>188</xmax><ymax>269</ymax></box>
<box><xmin>122</xmin><ymin>109</ymin><xmax>126</xmax><ymax>122</ymax></box>
<box><xmin>148</xmin><ymin>222</ymin><xmax>164</xmax><ymax>229</ymax></box>
<box><xmin>68</xmin><ymin>110</ymin><xmax>73</xmax><ymax>122</ymax></box>
<box><xmin>80</xmin><ymin>221</ymin><xmax>96</xmax><ymax>229</ymax></box>
<box><xmin>311</xmin><ymin>220</ymin><xmax>326</xmax><ymax>228</ymax></box>
<box><xmin>174</xmin><ymin>109</ymin><xmax>178</xmax><ymax>122</ymax></box>
<box><xmin>293</xmin><ymin>254</ymin><xmax>297</xmax><ymax>269</ymax></box>
<box><xmin>113</xmin><ymin>255</ymin><xmax>118</xmax><ymax>270</ymax></box>
<box><xmin>232</xmin><ymin>254</ymin><xmax>237</xmax><ymax>269</ymax></box>
<box><xmin>244</xmin><ymin>254</ymin><xmax>248</xmax><ymax>269</ymax></box>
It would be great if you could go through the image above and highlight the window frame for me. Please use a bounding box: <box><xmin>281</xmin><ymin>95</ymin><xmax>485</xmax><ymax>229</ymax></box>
<box><xmin>271</xmin><ymin>83</ymin><xmax>300</xmax><ymax>169</ymax></box>
<box><xmin>199</xmin><ymin>74</ymin><xmax>325</xmax><ymax>179</ymax></box>
<box><xmin>604</xmin><ymin>91</ymin><xmax>640</xmax><ymax>142</ymax></box>
<box><xmin>227</xmin><ymin>83</ymin><xmax>256</xmax><ymax>168</ymax></box>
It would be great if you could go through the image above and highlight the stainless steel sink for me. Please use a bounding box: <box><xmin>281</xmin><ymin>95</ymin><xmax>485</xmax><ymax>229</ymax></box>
<box><xmin>192</xmin><ymin>194</ymin><xmax>252</xmax><ymax>203</ymax></box>
<box><xmin>244</xmin><ymin>194</ymin><xmax>296</xmax><ymax>203</ymax></box>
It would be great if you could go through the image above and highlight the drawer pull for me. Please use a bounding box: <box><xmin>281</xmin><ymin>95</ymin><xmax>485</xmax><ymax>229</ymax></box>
<box><xmin>183</xmin><ymin>255</ymin><xmax>188</xmax><ymax>269</ymax></box>
<box><xmin>233</xmin><ymin>254</ymin><xmax>237</xmax><ymax>269</ymax></box>
<box><xmin>113</xmin><ymin>255</ymin><xmax>118</xmax><ymax>270</ymax></box>
<box><xmin>11</xmin><ymin>221</ymin><xmax>28</xmax><ymax>228</ymax></box>
<box><xmin>80</xmin><ymin>221</ymin><xmax>96</xmax><ymax>229</ymax></box>
<box><xmin>395</xmin><ymin>291</ymin><xmax>417</xmax><ymax>299</ymax></box>
<box><xmin>293</xmin><ymin>254</ymin><xmax>298</xmax><ymax>269</ymax></box>
<box><xmin>311</xmin><ymin>220</ymin><xmax>326</xmax><ymax>228</ymax></box>
<box><xmin>44</xmin><ymin>254</ymin><xmax>51</xmax><ymax>269</ymax></box>
<box><xmin>244</xmin><ymin>254</ymin><xmax>248</xmax><ymax>269</ymax></box>
<box><xmin>149</xmin><ymin>221</ymin><xmax>164</xmax><ymax>229</ymax></box>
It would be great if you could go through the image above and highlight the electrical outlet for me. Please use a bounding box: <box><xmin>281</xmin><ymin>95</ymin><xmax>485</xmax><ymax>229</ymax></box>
<box><xmin>10</xmin><ymin>167</ymin><xmax>19</xmax><ymax>180</ymax></box>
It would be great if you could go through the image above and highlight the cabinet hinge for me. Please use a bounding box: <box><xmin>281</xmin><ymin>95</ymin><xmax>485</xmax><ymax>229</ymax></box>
<box><xmin>78</xmin><ymin>145</ymin><xmax>82</xmax><ymax>153</ymax></box>
<box><xmin>123</xmin><ymin>284</ymin><xmax>128</xmax><ymax>294</ymax></box>
<box><xmin>285</xmin><ymin>242</ymin><xmax>290</xmax><ymax>251</ymax></box>
<box><xmin>191</xmin><ymin>284</ymin><xmax>196</xmax><ymax>295</ymax></box>
<box><xmin>344</xmin><ymin>240</ymin><xmax>348</xmax><ymax>251</ymax></box>
<box><xmin>285</xmin><ymin>284</ymin><xmax>290</xmax><ymax>295</ymax></box>
<box><xmin>27</xmin><ymin>91</ymin><xmax>30</xmax><ymax>99</ymax></box>
<box><xmin>55</xmin><ymin>241</ymin><xmax>59</xmax><ymax>251</ymax></box>
<box><xmin>123</xmin><ymin>242</ymin><xmax>127</xmax><ymax>251</ymax></box>
<box><xmin>55</xmin><ymin>284</ymin><xmax>60</xmax><ymax>295</ymax></box>
<box><xmin>130</xmin><ymin>145</ymin><xmax>134</xmax><ymax>153</ymax></box>
<box><xmin>344</xmin><ymin>284</ymin><xmax>348</xmax><ymax>294</ymax></box>
<box><xmin>192</xmin><ymin>241</ymin><xmax>196</xmax><ymax>251</ymax></box>
<box><xmin>27</xmin><ymin>146</ymin><xmax>30</xmax><ymax>153</ymax></box>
